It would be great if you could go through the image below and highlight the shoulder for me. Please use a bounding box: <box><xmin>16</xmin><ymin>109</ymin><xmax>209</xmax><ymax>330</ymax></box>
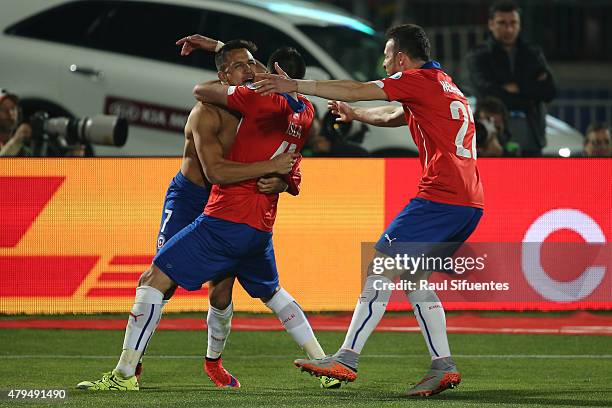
<box><xmin>298</xmin><ymin>95</ymin><xmax>314</xmax><ymax>111</ymax></box>
<box><xmin>298</xmin><ymin>94</ymin><xmax>312</xmax><ymax>105</ymax></box>
<box><xmin>188</xmin><ymin>103</ymin><xmax>222</xmax><ymax>127</ymax></box>
<box><xmin>381</xmin><ymin>69</ymin><xmax>426</xmax><ymax>86</ymax></box>
<box><xmin>258</xmin><ymin>92</ymin><xmax>291</xmax><ymax>111</ymax></box>
<box><xmin>228</xmin><ymin>83</ymin><xmax>257</xmax><ymax>96</ymax></box>
<box><xmin>191</xmin><ymin>102</ymin><xmax>218</xmax><ymax>117</ymax></box>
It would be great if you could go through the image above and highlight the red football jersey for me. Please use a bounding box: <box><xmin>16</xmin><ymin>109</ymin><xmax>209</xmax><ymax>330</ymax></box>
<box><xmin>204</xmin><ymin>86</ymin><xmax>313</xmax><ymax>231</ymax></box>
<box><xmin>378</xmin><ymin>65</ymin><xmax>484</xmax><ymax>209</ymax></box>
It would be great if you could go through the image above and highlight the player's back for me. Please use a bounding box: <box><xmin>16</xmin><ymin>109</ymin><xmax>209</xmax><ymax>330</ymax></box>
<box><xmin>379</xmin><ymin>64</ymin><xmax>484</xmax><ymax>209</ymax></box>
<box><xmin>181</xmin><ymin>103</ymin><xmax>239</xmax><ymax>187</ymax></box>
<box><xmin>205</xmin><ymin>86</ymin><xmax>313</xmax><ymax>231</ymax></box>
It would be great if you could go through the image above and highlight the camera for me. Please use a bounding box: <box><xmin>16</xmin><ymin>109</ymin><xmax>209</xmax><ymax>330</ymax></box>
<box><xmin>30</xmin><ymin>111</ymin><xmax>128</xmax><ymax>156</ymax></box>
<box><xmin>321</xmin><ymin>110</ymin><xmax>368</xmax><ymax>144</ymax></box>
<box><xmin>474</xmin><ymin>120</ymin><xmax>489</xmax><ymax>148</ymax></box>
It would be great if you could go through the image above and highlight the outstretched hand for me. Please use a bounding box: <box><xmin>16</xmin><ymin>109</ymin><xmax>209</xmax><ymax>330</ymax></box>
<box><xmin>176</xmin><ymin>34</ymin><xmax>219</xmax><ymax>56</ymax></box>
<box><xmin>273</xmin><ymin>62</ymin><xmax>290</xmax><ymax>79</ymax></box>
<box><xmin>328</xmin><ymin>100</ymin><xmax>354</xmax><ymax>123</ymax></box>
<box><xmin>254</xmin><ymin>63</ymin><xmax>297</xmax><ymax>95</ymax></box>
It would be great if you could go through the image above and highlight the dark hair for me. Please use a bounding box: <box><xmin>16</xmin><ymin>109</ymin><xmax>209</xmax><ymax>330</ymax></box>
<box><xmin>385</xmin><ymin>24</ymin><xmax>431</xmax><ymax>61</ymax></box>
<box><xmin>476</xmin><ymin>96</ymin><xmax>509</xmax><ymax>120</ymax></box>
<box><xmin>489</xmin><ymin>0</ymin><xmax>521</xmax><ymax>19</ymax></box>
<box><xmin>584</xmin><ymin>122</ymin><xmax>610</xmax><ymax>144</ymax></box>
<box><xmin>215</xmin><ymin>39</ymin><xmax>257</xmax><ymax>71</ymax></box>
<box><xmin>267</xmin><ymin>47</ymin><xmax>306</xmax><ymax>80</ymax></box>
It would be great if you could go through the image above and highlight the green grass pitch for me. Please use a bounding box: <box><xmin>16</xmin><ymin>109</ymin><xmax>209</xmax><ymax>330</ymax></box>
<box><xmin>0</xmin><ymin>328</ymin><xmax>610</xmax><ymax>407</ymax></box>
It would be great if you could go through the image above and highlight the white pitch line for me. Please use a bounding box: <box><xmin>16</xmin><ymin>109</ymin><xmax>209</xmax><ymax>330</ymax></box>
<box><xmin>1</xmin><ymin>354</ymin><xmax>611</xmax><ymax>360</ymax></box>
<box><xmin>232</xmin><ymin>324</ymin><xmax>612</xmax><ymax>335</ymax></box>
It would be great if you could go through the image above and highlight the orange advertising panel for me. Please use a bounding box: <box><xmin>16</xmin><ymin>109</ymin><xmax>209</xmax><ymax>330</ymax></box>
<box><xmin>0</xmin><ymin>158</ymin><xmax>384</xmax><ymax>314</ymax></box>
<box><xmin>1</xmin><ymin>158</ymin><xmax>610</xmax><ymax>314</ymax></box>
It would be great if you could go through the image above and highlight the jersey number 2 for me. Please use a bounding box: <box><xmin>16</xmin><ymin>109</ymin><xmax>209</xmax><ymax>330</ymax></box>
<box><xmin>270</xmin><ymin>141</ymin><xmax>297</xmax><ymax>159</ymax></box>
<box><xmin>450</xmin><ymin>100</ymin><xmax>477</xmax><ymax>159</ymax></box>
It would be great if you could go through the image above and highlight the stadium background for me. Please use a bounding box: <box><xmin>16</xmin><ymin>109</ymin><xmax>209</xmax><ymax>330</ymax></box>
<box><xmin>323</xmin><ymin>0</ymin><xmax>612</xmax><ymax>134</ymax></box>
<box><xmin>1</xmin><ymin>1</ymin><xmax>611</xmax><ymax>406</ymax></box>
<box><xmin>1</xmin><ymin>158</ymin><xmax>609</xmax><ymax>314</ymax></box>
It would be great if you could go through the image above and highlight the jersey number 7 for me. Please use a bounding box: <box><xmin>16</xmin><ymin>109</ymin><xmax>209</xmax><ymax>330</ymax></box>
<box><xmin>450</xmin><ymin>100</ymin><xmax>477</xmax><ymax>159</ymax></box>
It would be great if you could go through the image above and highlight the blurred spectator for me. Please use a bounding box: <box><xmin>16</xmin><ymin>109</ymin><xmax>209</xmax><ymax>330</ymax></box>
<box><xmin>466</xmin><ymin>0</ymin><xmax>556</xmax><ymax>157</ymax></box>
<box><xmin>0</xmin><ymin>89</ymin><xmax>32</xmax><ymax>157</ymax></box>
<box><xmin>475</xmin><ymin>96</ymin><xmax>520</xmax><ymax>157</ymax></box>
<box><xmin>583</xmin><ymin>122</ymin><xmax>611</xmax><ymax>157</ymax></box>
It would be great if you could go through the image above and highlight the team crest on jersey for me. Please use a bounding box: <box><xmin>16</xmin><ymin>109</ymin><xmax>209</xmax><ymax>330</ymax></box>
<box><xmin>157</xmin><ymin>234</ymin><xmax>166</xmax><ymax>249</ymax></box>
<box><xmin>390</xmin><ymin>72</ymin><xmax>403</xmax><ymax>80</ymax></box>
<box><xmin>286</xmin><ymin>122</ymin><xmax>303</xmax><ymax>138</ymax></box>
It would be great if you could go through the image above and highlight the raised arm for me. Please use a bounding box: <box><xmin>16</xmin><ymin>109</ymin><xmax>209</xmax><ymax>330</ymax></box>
<box><xmin>189</xmin><ymin>104</ymin><xmax>296</xmax><ymax>185</ymax></box>
<box><xmin>253</xmin><ymin>73</ymin><xmax>387</xmax><ymax>103</ymax></box>
<box><xmin>194</xmin><ymin>64</ymin><xmax>295</xmax><ymax>108</ymax></box>
<box><xmin>329</xmin><ymin>100</ymin><xmax>406</xmax><ymax>128</ymax></box>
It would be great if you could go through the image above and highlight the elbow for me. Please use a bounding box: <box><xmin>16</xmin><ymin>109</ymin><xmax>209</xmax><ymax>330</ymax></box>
<box><xmin>193</xmin><ymin>84</ymin><xmax>207</xmax><ymax>102</ymax></box>
<box><xmin>204</xmin><ymin>166</ymin><xmax>225</xmax><ymax>185</ymax></box>
<box><xmin>207</xmin><ymin>173</ymin><xmax>226</xmax><ymax>185</ymax></box>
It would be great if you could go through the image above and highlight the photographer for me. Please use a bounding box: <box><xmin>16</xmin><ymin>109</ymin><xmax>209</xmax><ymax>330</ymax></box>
<box><xmin>0</xmin><ymin>90</ymin><xmax>32</xmax><ymax>157</ymax></box>
<box><xmin>475</xmin><ymin>96</ymin><xmax>520</xmax><ymax>157</ymax></box>
<box><xmin>0</xmin><ymin>89</ymin><xmax>94</xmax><ymax>157</ymax></box>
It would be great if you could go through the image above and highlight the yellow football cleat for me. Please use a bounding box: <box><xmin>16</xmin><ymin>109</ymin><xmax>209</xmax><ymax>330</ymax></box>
<box><xmin>320</xmin><ymin>376</ymin><xmax>342</xmax><ymax>389</ymax></box>
<box><xmin>76</xmin><ymin>370</ymin><xmax>139</xmax><ymax>391</ymax></box>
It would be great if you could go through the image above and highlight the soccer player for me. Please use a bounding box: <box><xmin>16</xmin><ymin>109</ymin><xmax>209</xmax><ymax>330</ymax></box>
<box><xmin>253</xmin><ymin>24</ymin><xmax>484</xmax><ymax>396</ymax></box>
<box><xmin>190</xmin><ymin>42</ymin><xmax>338</xmax><ymax>386</ymax></box>
<box><xmin>77</xmin><ymin>39</ymin><xmax>333</xmax><ymax>391</ymax></box>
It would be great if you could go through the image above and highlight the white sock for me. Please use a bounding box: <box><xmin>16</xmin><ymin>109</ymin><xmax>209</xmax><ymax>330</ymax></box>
<box><xmin>138</xmin><ymin>299</ymin><xmax>171</xmax><ymax>364</ymax></box>
<box><xmin>115</xmin><ymin>286</ymin><xmax>163</xmax><ymax>378</ymax></box>
<box><xmin>408</xmin><ymin>289</ymin><xmax>451</xmax><ymax>359</ymax></box>
<box><xmin>266</xmin><ymin>288</ymin><xmax>325</xmax><ymax>359</ymax></box>
<box><xmin>340</xmin><ymin>275</ymin><xmax>392</xmax><ymax>354</ymax></box>
<box><xmin>206</xmin><ymin>303</ymin><xmax>233</xmax><ymax>359</ymax></box>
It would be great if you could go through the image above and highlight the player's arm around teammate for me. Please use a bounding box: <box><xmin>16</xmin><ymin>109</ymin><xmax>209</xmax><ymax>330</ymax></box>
<box><xmin>188</xmin><ymin>103</ymin><xmax>297</xmax><ymax>184</ymax></box>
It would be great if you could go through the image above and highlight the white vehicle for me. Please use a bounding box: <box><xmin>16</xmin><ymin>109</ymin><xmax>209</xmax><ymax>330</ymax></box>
<box><xmin>0</xmin><ymin>0</ymin><xmax>582</xmax><ymax>156</ymax></box>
